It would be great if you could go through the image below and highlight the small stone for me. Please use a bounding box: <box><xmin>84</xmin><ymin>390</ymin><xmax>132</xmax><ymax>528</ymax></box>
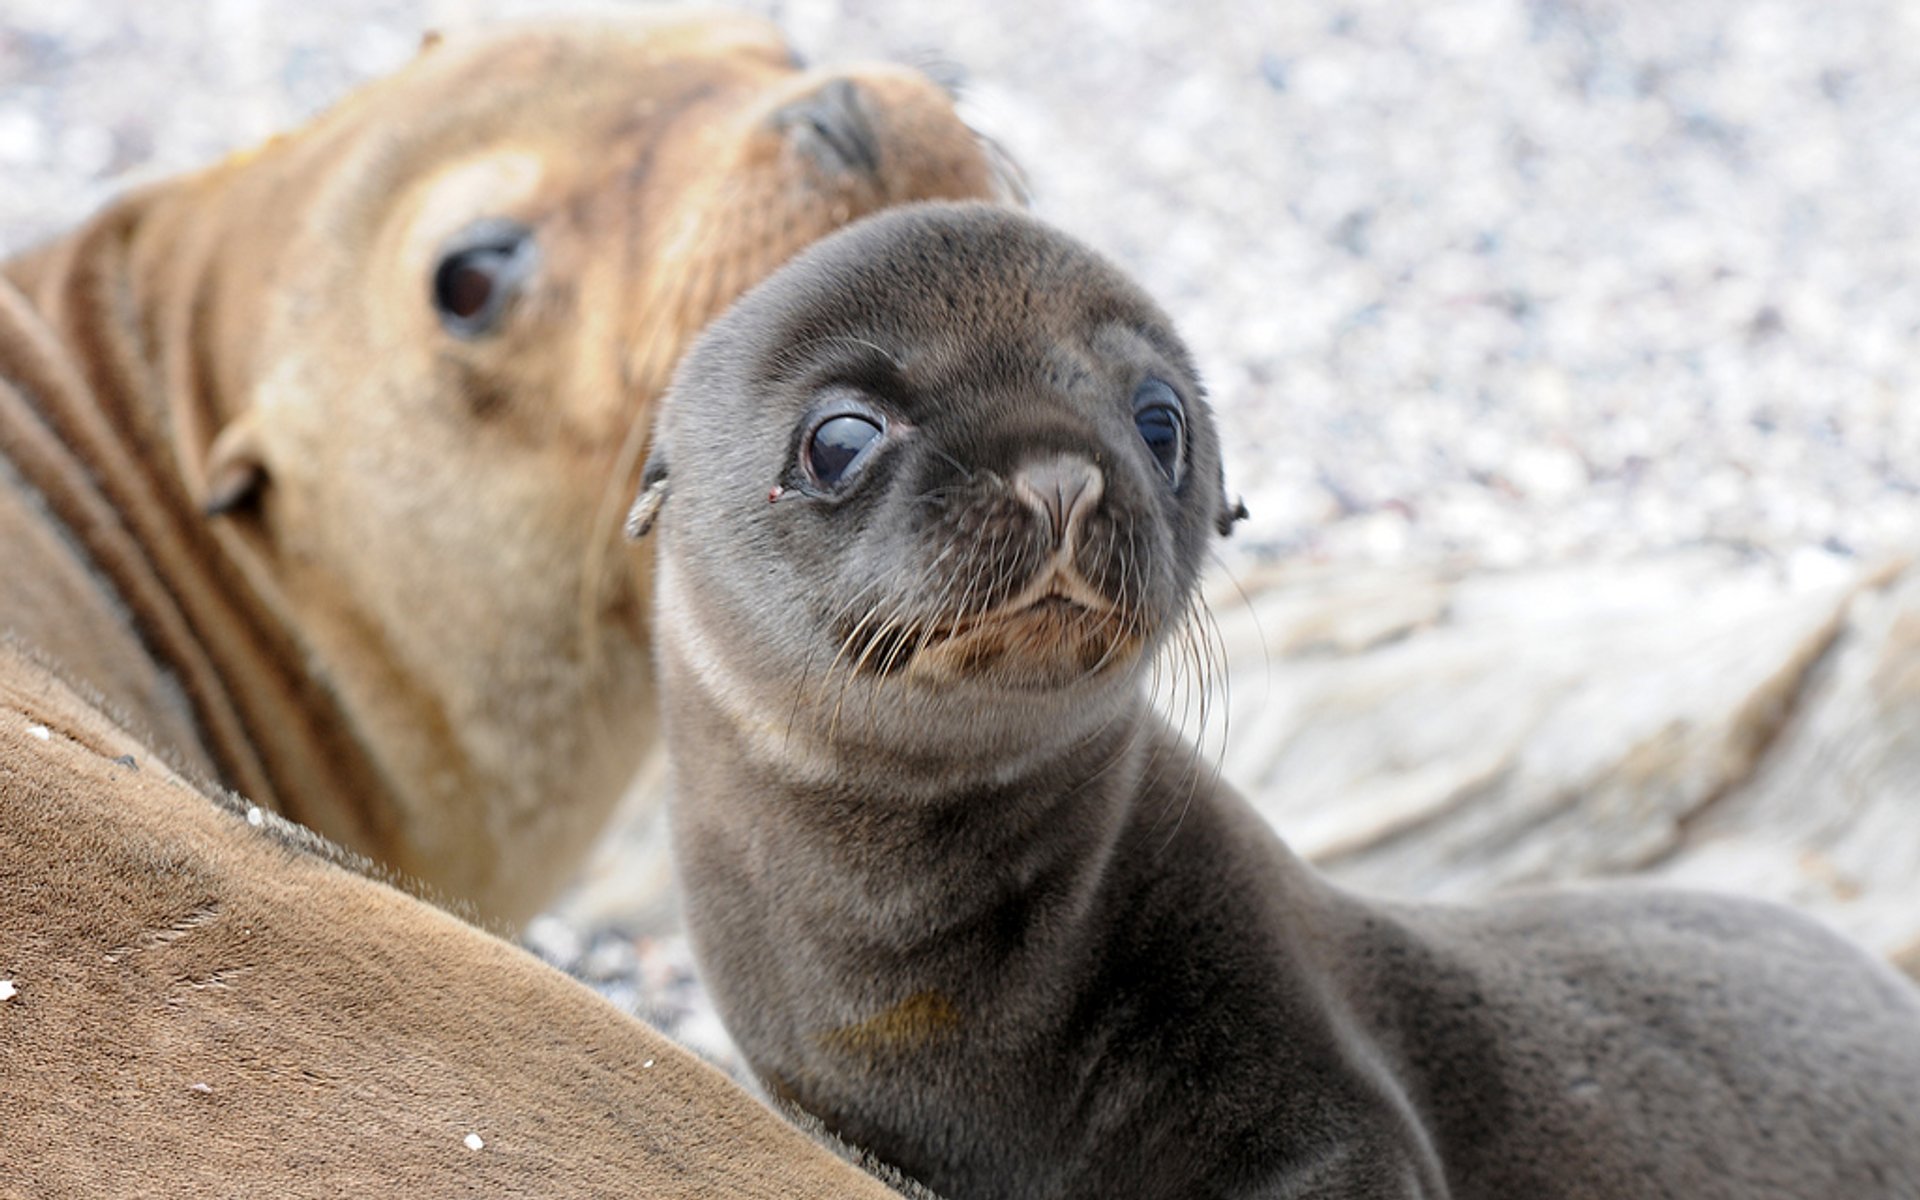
<box><xmin>27</xmin><ymin>723</ymin><xmax>50</xmax><ymax>741</ymax></box>
<box><xmin>642</xmin><ymin>1059</ymin><xmax>654</xmax><ymax>1069</ymax></box>
<box><xmin>463</xmin><ymin>1132</ymin><xmax>485</xmax><ymax>1151</ymax></box>
<box><xmin>245</xmin><ymin>806</ymin><xmax>264</xmax><ymax>827</ymax></box>
<box><xmin>189</xmin><ymin>1082</ymin><xmax>212</xmax><ymax>1094</ymax></box>
<box><xmin>0</xmin><ymin>980</ymin><xmax>15</xmax><ymax>1001</ymax></box>
<box><xmin>521</xmin><ymin>915</ymin><xmax>582</xmax><ymax>968</ymax></box>
<box><xmin>581</xmin><ymin>937</ymin><xmax>636</xmax><ymax>982</ymax></box>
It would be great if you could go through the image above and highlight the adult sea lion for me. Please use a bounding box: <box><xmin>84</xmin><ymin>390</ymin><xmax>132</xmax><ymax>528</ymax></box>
<box><xmin>0</xmin><ymin>13</ymin><xmax>1006</xmax><ymax>924</ymax></box>
<box><xmin>0</xmin><ymin>639</ymin><xmax>922</xmax><ymax>1197</ymax></box>
<box><xmin>636</xmin><ymin>202</ymin><xmax>1920</xmax><ymax>1199</ymax></box>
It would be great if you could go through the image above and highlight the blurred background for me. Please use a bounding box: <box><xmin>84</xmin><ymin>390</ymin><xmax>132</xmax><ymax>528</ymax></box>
<box><xmin>4</xmin><ymin>0</ymin><xmax>1917</xmax><ymax>576</ymax></box>
<box><xmin>5</xmin><ymin>0</ymin><xmax>1917</xmax><ymax>1052</ymax></box>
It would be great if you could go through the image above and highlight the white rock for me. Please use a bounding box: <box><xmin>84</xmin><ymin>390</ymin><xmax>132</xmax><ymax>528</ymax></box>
<box><xmin>463</xmin><ymin>1132</ymin><xmax>484</xmax><ymax>1151</ymax></box>
<box><xmin>0</xmin><ymin>980</ymin><xmax>16</xmax><ymax>1001</ymax></box>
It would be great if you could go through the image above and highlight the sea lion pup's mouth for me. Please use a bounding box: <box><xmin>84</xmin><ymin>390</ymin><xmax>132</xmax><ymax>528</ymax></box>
<box><xmin>856</xmin><ymin>563</ymin><xmax>1149</xmax><ymax>691</ymax></box>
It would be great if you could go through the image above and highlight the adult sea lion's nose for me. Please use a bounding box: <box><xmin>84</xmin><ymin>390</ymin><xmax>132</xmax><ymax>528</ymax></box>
<box><xmin>1013</xmin><ymin>455</ymin><xmax>1105</xmax><ymax>549</ymax></box>
<box><xmin>772</xmin><ymin>78</ymin><xmax>880</xmax><ymax>175</ymax></box>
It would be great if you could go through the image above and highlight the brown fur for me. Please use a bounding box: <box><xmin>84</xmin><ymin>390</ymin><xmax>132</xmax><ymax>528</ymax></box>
<box><xmin>0</xmin><ymin>638</ymin><xmax>915</xmax><ymax>1197</ymax></box>
<box><xmin>0</xmin><ymin>14</ymin><xmax>1004</xmax><ymax>924</ymax></box>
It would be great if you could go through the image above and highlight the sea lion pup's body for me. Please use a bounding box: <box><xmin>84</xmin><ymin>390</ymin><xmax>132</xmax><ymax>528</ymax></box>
<box><xmin>0</xmin><ymin>639</ymin><xmax>916</xmax><ymax>1197</ymax></box>
<box><xmin>640</xmin><ymin>203</ymin><xmax>1920</xmax><ymax>1199</ymax></box>
<box><xmin>0</xmin><ymin>14</ymin><xmax>1003</xmax><ymax>923</ymax></box>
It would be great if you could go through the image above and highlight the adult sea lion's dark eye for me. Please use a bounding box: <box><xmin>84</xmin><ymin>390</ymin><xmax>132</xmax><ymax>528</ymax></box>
<box><xmin>1133</xmin><ymin>378</ymin><xmax>1185</xmax><ymax>487</ymax></box>
<box><xmin>431</xmin><ymin>220</ymin><xmax>536</xmax><ymax>337</ymax></box>
<box><xmin>806</xmin><ymin>413</ymin><xmax>885</xmax><ymax>488</ymax></box>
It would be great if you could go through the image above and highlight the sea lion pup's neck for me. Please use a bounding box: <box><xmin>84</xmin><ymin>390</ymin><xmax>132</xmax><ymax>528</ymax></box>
<box><xmin>659</xmin><ymin>606</ymin><xmax>1411</xmax><ymax>1196</ymax></box>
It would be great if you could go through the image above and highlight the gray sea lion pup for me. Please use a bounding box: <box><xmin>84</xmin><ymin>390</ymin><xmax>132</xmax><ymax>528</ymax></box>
<box><xmin>631</xmin><ymin>202</ymin><xmax>1920</xmax><ymax>1199</ymax></box>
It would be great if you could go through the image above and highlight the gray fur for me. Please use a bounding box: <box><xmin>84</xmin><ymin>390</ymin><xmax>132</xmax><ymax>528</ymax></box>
<box><xmin>644</xmin><ymin>201</ymin><xmax>1920</xmax><ymax>1199</ymax></box>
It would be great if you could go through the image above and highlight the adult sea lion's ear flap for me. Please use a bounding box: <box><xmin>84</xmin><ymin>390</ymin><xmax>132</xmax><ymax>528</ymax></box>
<box><xmin>1216</xmin><ymin>496</ymin><xmax>1249</xmax><ymax>538</ymax></box>
<box><xmin>624</xmin><ymin>450</ymin><xmax>671</xmax><ymax>541</ymax></box>
<box><xmin>203</xmin><ymin>415</ymin><xmax>269</xmax><ymax>517</ymax></box>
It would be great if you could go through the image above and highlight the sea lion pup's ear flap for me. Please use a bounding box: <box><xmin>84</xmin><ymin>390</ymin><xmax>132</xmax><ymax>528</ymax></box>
<box><xmin>203</xmin><ymin>414</ymin><xmax>268</xmax><ymax>517</ymax></box>
<box><xmin>1216</xmin><ymin>496</ymin><xmax>1250</xmax><ymax>538</ymax></box>
<box><xmin>624</xmin><ymin>450</ymin><xmax>671</xmax><ymax>541</ymax></box>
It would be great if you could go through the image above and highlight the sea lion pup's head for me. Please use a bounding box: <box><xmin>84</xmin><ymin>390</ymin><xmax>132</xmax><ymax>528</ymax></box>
<box><xmin>10</xmin><ymin>16</ymin><xmax>1009</xmax><ymax>922</ymax></box>
<box><xmin>637</xmin><ymin>202</ymin><xmax>1241</xmax><ymax>774</ymax></box>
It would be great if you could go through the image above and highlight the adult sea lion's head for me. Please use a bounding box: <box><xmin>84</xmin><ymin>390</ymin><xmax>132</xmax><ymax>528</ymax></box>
<box><xmin>8</xmin><ymin>16</ymin><xmax>1010</xmax><ymax>922</ymax></box>
<box><xmin>638</xmin><ymin>202</ymin><xmax>1243</xmax><ymax>775</ymax></box>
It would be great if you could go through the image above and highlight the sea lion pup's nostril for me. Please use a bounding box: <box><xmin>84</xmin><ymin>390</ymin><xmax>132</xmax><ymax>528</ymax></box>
<box><xmin>773</xmin><ymin>78</ymin><xmax>881</xmax><ymax>175</ymax></box>
<box><xmin>1012</xmin><ymin>454</ymin><xmax>1103</xmax><ymax>548</ymax></box>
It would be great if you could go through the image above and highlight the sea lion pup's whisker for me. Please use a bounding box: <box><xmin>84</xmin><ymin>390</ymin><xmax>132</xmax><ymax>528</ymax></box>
<box><xmin>1191</xmin><ymin>592</ymin><xmax>1235</xmax><ymax>770</ymax></box>
<box><xmin>789</xmin><ymin>583</ymin><xmax>883</xmax><ymax>750</ymax></box>
<box><xmin>826</xmin><ymin>603</ymin><xmax>893</xmax><ymax>743</ymax></box>
<box><xmin>1169</xmin><ymin>615</ymin><xmax>1215</xmax><ymax>808</ymax></box>
<box><xmin>1078</xmin><ymin>513</ymin><xmax>1144</xmax><ymax>681</ymax></box>
<box><xmin>923</xmin><ymin>445</ymin><xmax>978</xmax><ymax>484</ymax></box>
<box><xmin>768</xmin><ymin>334</ymin><xmax>906</xmax><ymax>378</ymax></box>
<box><xmin>818</xmin><ymin>588</ymin><xmax>887</xmax><ymax>735</ymax></box>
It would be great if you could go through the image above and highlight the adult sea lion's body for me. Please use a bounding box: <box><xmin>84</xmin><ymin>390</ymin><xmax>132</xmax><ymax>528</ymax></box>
<box><xmin>640</xmin><ymin>202</ymin><xmax>1920</xmax><ymax>1199</ymax></box>
<box><xmin>0</xmin><ymin>14</ymin><xmax>1004</xmax><ymax>923</ymax></box>
<box><xmin>0</xmin><ymin>639</ymin><xmax>917</xmax><ymax>1197</ymax></box>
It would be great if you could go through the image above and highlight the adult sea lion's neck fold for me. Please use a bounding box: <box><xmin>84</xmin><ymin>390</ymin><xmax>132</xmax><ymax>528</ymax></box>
<box><xmin>2</xmin><ymin>190</ymin><xmax>405</xmax><ymax>865</ymax></box>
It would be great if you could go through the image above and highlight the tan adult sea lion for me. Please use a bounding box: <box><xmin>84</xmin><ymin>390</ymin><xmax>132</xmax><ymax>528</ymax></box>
<box><xmin>0</xmin><ymin>13</ymin><xmax>1006</xmax><ymax>924</ymax></box>
<box><xmin>636</xmin><ymin>202</ymin><xmax>1920</xmax><ymax>1199</ymax></box>
<box><xmin>0</xmin><ymin>638</ymin><xmax>922</xmax><ymax>1197</ymax></box>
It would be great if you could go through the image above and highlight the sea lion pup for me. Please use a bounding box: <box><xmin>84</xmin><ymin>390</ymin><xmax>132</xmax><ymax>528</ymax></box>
<box><xmin>634</xmin><ymin>202</ymin><xmax>1920</xmax><ymax>1200</ymax></box>
<box><xmin>0</xmin><ymin>640</ymin><xmax>919</xmax><ymax>1198</ymax></box>
<box><xmin>0</xmin><ymin>14</ymin><xmax>1005</xmax><ymax>924</ymax></box>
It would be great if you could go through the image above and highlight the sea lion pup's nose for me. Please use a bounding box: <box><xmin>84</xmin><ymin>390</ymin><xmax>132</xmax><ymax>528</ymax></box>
<box><xmin>1013</xmin><ymin>455</ymin><xmax>1104</xmax><ymax>549</ymax></box>
<box><xmin>772</xmin><ymin>78</ymin><xmax>880</xmax><ymax>175</ymax></box>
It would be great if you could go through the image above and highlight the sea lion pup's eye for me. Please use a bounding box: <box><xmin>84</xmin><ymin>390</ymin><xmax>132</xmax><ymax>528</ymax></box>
<box><xmin>430</xmin><ymin>219</ymin><xmax>537</xmax><ymax>338</ymax></box>
<box><xmin>804</xmin><ymin>412</ymin><xmax>886</xmax><ymax>489</ymax></box>
<box><xmin>1132</xmin><ymin>377</ymin><xmax>1186</xmax><ymax>487</ymax></box>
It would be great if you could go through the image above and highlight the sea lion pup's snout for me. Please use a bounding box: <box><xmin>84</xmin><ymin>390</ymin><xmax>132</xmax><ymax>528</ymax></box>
<box><xmin>1011</xmin><ymin>454</ymin><xmax>1104</xmax><ymax>551</ymax></box>
<box><xmin>637</xmin><ymin>201</ymin><xmax>1238</xmax><ymax>759</ymax></box>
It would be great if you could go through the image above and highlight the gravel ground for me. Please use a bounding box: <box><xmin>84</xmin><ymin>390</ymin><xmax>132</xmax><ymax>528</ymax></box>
<box><xmin>5</xmin><ymin>0</ymin><xmax>1918</xmax><ymax>1065</ymax></box>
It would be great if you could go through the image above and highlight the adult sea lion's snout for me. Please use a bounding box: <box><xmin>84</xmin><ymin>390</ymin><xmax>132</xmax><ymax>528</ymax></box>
<box><xmin>773</xmin><ymin>78</ymin><xmax>883</xmax><ymax>176</ymax></box>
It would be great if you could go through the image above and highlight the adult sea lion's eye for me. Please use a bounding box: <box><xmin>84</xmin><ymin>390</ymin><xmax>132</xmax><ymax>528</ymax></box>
<box><xmin>806</xmin><ymin>413</ymin><xmax>884</xmax><ymax>488</ymax></box>
<box><xmin>431</xmin><ymin>220</ymin><xmax>536</xmax><ymax>337</ymax></box>
<box><xmin>1132</xmin><ymin>378</ymin><xmax>1185</xmax><ymax>487</ymax></box>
